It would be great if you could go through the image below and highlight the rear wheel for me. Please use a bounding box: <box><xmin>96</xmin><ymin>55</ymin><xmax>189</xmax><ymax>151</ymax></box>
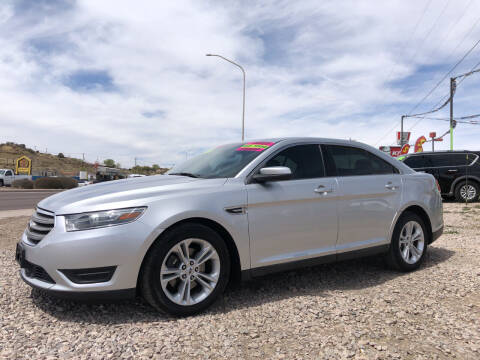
<box><xmin>141</xmin><ymin>223</ymin><xmax>230</xmax><ymax>316</ymax></box>
<box><xmin>386</xmin><ymin>212</ymin><xmax>427</xmax><ymax>271</ymax></box>
<box><xmin>454</xmin><ymin>181</ymin><xmax>479</xmax><ymax>202</ymax></box>
<box><xmin>0</xmin><ymin>180</ymin><xmax>3</xmax><ymax>187</ymax></box>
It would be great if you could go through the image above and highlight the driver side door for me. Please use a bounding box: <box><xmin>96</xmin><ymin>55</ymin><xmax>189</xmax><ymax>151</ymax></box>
<box><xmin>246</xmin><ymin>144</ymin><xmax>338</xmax><ymax>269</ymax></box>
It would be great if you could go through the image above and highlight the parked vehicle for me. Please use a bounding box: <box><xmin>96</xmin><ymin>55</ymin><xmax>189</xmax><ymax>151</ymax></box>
<box><xmin>402</xmin><ymin>151</ymin><xmax>480</xmax><ymax>202</ymax></box>
<box><xmin>0</xmin><ymin>169</ymin><xmax>31</xmax><ymax>187</ymax></box>
<box><xmin>77</xmin><ymin>180</ymin><xmax>93</xmax><ymax>187</ymax></box>
<box><xmin>16</xmin><ymin>138</ymin><xmax>443</xmax><ymax>316</ymax></box>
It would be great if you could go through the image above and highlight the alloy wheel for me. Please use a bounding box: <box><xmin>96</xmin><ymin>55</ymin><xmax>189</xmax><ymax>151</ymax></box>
<box><xmin>460</xmin><ymin>184</ymin><xmax>477</xmax><ymax>201</ymax></box>
<box><xmin>399</xmin><ymin>221</ymin><xmax>425</xmax><ymax>265</ymax></box>
<box><xmin>160</xmin><ymin>238</ymin><xmax>220</xmax><ymax>306</ymax></box>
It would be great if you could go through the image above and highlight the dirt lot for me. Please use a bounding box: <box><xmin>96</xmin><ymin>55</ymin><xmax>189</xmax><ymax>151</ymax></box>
<box><xmin>0</xmin><ymin>203</ymin><xmax>479</xmax><ymax>359</ymax></box>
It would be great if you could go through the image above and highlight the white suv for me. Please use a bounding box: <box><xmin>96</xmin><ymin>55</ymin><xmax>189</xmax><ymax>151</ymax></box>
<box><xmin>16</xmin><ymin>138</ymin><xmax>443</xmax><ymax>315</ymax></box>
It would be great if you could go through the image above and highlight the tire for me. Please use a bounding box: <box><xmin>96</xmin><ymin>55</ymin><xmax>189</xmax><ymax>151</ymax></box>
<box><xmin>454</xmin><ymin>181</ymin><xmax>479</xmax><ymax>203</ymax></box>
<box><xmin>0</xmin><ymin>180</ymin><xmax>3</xmax><ymax>187</ymax></box>
<box><xmin>140</xmin><ymin>223</ymin><xmax>230</xmax><ymax>316</ymax></box>
<box><xmin>386</xmin><ymin>212</ymin><xmax>428</xmax><ymax>272</ymax></box>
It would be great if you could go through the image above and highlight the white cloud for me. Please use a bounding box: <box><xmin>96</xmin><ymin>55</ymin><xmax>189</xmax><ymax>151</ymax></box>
<box><xmin>1</xmin><ymin>0</ymin><xmax>480</xmax><ymax>167</ymax></box>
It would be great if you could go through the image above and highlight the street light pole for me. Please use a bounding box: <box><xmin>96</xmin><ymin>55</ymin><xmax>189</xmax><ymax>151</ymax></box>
<box><xmin>206</xmin><ymin>54</ymin><xmax>246</xmax><ymax>141</ymax></box>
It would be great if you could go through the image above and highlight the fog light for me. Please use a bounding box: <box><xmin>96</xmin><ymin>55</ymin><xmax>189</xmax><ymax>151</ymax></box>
<box><xmin>60</xmin><ymin>266</ymin><xmax>116</xmax><ymax>284</ymax></box>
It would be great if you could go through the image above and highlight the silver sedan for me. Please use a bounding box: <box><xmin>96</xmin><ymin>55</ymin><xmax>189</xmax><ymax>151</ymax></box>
<box><xmin>16</xmin><ymin>138</ymin><xmax>443</xmax><ymax>315</ymax></box>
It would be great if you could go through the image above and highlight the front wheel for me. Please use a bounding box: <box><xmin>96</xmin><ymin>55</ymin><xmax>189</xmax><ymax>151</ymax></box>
<box><xmin>140</xmin><ymin>223</ymin><xmax>230</xmax><ymax>316</ymax></box>
<box><xmin>455</xmin><ymin>181</ymin><xmax>479</xmax><ymax>202</ymax></box>
<box><xmin>386</xmin><ymin>212</ymin><xmax>427</xmax><ymax>272</ymax></box>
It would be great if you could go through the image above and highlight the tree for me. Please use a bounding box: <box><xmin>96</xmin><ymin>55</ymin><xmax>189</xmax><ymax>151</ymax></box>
<box><xmin>57</xmin><ymin>153</ymin><xmax>65</xmax><ymax>158</ymax></box>
<box><xmin>152</xmin><ymin>164</ymin><xmax>160</xmax><ymax>170</ymax></box>
<box><xmin>115</xmin><ymin>163</ymin><xmax>121</xmax><ymax>169</ymax></box>
<box><xmin>103</xmin><ymin>159</ymin><xmax>115</xmax><ymax>167</ymax></box>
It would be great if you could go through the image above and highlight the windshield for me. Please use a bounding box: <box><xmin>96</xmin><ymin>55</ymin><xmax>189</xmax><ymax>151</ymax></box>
<box><xmin>0</xmin><ymin>170</ymin><xmax>4</xmax><ymax>175</ymax></box>
<box><xmin>168</xmin><ymin>142</ymin><xmax>276</xmax><ymax>179</ymax></box>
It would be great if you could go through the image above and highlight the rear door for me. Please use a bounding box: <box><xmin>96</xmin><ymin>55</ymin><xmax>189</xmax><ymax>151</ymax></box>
<box><xmin>323</xmin><ymin>145</ymin><xmax>402</xmax><ymax>253</ymax></box>
<box><xmin>246</xmin><ymin>143</ymin><xmax>338</xmax><ymax>268</ymax></box>
<box><xmin>435</xmin><ymin>153</ymin><xmax>474</xmax><ymax>194</ymax></box>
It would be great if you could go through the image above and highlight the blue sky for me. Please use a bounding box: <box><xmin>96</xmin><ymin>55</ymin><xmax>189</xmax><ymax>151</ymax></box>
<box><xmin>1</xmin><ymin>0</ymin><xmax>479</xmax><ymax>167</ymax></box>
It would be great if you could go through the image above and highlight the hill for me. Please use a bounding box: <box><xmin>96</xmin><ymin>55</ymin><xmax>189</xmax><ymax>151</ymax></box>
<box><xmin>0</xmin><ymin>142</ymin><xmax>95</xmax><ymax>176</ymax></box>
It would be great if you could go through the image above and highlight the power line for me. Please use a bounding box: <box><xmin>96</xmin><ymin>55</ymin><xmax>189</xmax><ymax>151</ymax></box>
<box><xmin>404</xmin><ymin>0</ymin><xmax>451</xmax><ymax>75</ymax></box>
<box><xmin>409</xmin><ymin>114</ymin><xmax>480</xmax><ymax>124</ymax></box>
<box><xmin>384</xmin><ymin>0</ymin><xmax>433</xmax><ymax>83</ymax></box>
<box><xmin>427</xmin><ymin>0</ymin><xmax>474</xmax><ymax>58</ymax></box>
<box><xmin>374</xmin><ymin>6</ymin><xmax>480</xmax><ymax>146</ymax></box>
<box><xmin>408</xmin><ymin>59</ymin><xmax>480</xmax><ymax>131</ymax></box>
<box><xmin>406</xmin><ymin>37</ymin><xmax>480</xmax><ymax>116</ymax></box>
<box><xmin>373</xmin><ymin>0</ymin><xmax>434</xmax><ymax>146</ymax></box>
<box><xmin>415</xmin><ymin>57</ymin><xmax>480</xmax><ymax>118</ymax></box>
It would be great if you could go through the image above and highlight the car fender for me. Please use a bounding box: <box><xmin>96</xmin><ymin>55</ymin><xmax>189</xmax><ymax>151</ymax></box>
<box><xmin>138</xmin><ymin>189</ymin><xmax>250</xmax><ymax>271</ymax></box>
<box><xmin>449</xmin><ymin>175</ymin><xmax>480</xmax><ymax>195</ymax></box>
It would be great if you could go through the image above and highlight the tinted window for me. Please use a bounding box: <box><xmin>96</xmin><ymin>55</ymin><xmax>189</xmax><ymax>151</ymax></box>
<box><xmin>404</xmin><ymin>155</ymin><xmax>426</xmax><ymax>169</ymax></box>
<box><xmin>325</xmin><ymin>145</ymin><xmax>397</xmax><ymax>176</ymax></box>
<box><xmin>428</xmin><ymin>155</ymin><xmax>452</xmax><ymax>167</ymax></box>
<box><xmin>265</xmin><ymin>144</ymin><xmax>324</xmax><ymax>179</ymax></box>
<box><xmin>447</xmin><ymin>153</ymin><xmax>476</xmax><ymax>166</ymax></box>
<box><xmin>5</xmin><ymin>171</ymin><xmax>12</xmax><ymax>176</ymax></box>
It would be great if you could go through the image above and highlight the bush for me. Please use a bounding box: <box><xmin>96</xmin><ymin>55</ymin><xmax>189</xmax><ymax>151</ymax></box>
<box><xmin>58</xmin><ymin>177</ymin><xmax>78</xmax><ymax>189</ymax></box>
<box><xmin>58</xmin><ymin>153</ymin><xmax>65</xmax><ymax>158</ymax></box>
<box><xmin>12</xmin><ymin>179</ymin><xmax>34</xmax><ymax>189</ymax></box>
<box><xmin>34</xmin><ymin>177</ymin><xmax>78</xmax><ymax>189</ymax></box>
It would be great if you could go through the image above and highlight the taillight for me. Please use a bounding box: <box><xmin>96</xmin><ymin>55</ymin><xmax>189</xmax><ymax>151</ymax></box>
<box><xmin>435</xmin><ymin>180</ymin><xmax>441</xmax><ymax>193</ymax></box>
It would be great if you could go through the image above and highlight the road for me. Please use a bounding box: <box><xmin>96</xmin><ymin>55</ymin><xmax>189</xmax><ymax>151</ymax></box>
<box><xmin>0</xmin><ymin>190</ymin><xmax>61</xmax><ymax>211</ymax></box>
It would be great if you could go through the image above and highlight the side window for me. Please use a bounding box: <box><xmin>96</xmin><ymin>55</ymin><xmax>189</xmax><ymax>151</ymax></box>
<box><xmin>325</xmin><ymin>145</ymin><xmax>397</xmax><ymax>176</ymax></box>
<box><xmin>5</xmin><ymin>171</ymin><xmax>12</xmax><ymax>176</ymax></box>
<box><xmin>404</xmin><ymin>155</ymin><xmax>425</xmax><ymax>169</ymax></box>
<box><xmin>448</xmin><ymin>153</ymin><xmax>475</xmax><ymax>166</ymax></box>
<box><xmin>429</xmin><ymin>155</ymin><xmax>450</xmax><ymax>167</ymax></box>
<box><xmin>265</xmin><ymin>144</ymin><xmax>324</xmax><ymax>180</ymax></box>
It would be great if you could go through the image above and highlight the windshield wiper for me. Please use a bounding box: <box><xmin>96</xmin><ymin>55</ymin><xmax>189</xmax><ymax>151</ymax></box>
<box><xmin>169</xmin><ymin>172</ymin><xmax>200</xmax><ymax>178</ymax></box>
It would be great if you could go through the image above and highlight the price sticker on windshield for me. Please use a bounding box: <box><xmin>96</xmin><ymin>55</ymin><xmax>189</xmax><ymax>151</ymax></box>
<box><xmin>236</xmin><ymin>142</ymin><xmax>274</xmax><ymax>151</ymax></box>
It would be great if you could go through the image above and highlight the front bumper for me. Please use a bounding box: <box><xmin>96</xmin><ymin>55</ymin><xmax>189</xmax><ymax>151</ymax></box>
<box><xmin>18</xmin><ymin>216</ymin><xmax>160</xmax><ymax>297</ymax></box>
<box><xmin>20</xmin><ymin>270</ymin><xmax>136</xmax><ymax>301</ymax></box>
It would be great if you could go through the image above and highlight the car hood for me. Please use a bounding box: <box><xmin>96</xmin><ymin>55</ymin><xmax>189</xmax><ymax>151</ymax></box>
<box><xmin>38</xmin><ymin>175</ymin><xmax>227</xmax><ymax>214</ymax></box>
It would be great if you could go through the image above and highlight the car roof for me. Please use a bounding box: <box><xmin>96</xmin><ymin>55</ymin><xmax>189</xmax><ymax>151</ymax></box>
<box><xmin>247</xmin><ymin>137</ymin><xmax>363</xmax><ymax>145</ymax></box>
<box><xmin>405</xmin><ymin>150</ymin><xmax>480</xmax><ymax>156</ymax></box>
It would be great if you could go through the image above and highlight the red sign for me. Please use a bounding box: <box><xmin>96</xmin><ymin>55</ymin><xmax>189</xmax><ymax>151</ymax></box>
<box><xmin>379</xmin><ymin>146</ymin><xmax>403</xmax><ymax>157</ymax></box>
<box><xmin>400</xmin><ymin>144</ymin><xmax>410</xmax><ymax>155</ymax></box>
<box><xmin>429</xmin><ymin>132</ymin><xmax>436</xmax><ymax>138</ymax></box>
<box><xmin>397</xmin><ymin>132</ymin><xmax>411</xmax><ymax>145</ymax></box>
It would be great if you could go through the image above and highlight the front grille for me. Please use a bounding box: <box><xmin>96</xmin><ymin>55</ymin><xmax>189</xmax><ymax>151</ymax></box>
<box><xmin>24</xmin><ymin>259</ymin><xmax>56</xmax><ymax>284</ymax></box>
<box><xmin>26</xmin><ymin>208</ymin><xmax>55</xmax><ymax>245</ymax></box>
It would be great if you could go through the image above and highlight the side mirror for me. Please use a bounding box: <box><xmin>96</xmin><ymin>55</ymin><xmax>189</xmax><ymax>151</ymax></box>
<box><xmin>252</xmin><ymin>166</ymin><xmax>292</xmax><ymax>183</ymax></box>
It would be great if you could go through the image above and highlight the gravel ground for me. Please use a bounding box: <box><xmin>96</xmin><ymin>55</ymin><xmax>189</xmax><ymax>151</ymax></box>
<box><xmin>1</xmin><ymin>203</ymin><xmax>479</xmax><ymax>359</ymax></box>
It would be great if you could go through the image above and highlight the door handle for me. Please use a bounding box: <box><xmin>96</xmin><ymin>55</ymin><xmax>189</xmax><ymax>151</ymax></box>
<box><xmin>314</xmin><ymin>185</ymin><xmax>334</xmax><ymax>194</ymax></box>
<box><xmin>447</xmin><ymin>169</ymin><xmax>458</xmax><ymax>173</ymax></box>
<box><xmin>385</xmin><ymin>182</ymin><xmax>398</xmax><ymax>190</ymax></box>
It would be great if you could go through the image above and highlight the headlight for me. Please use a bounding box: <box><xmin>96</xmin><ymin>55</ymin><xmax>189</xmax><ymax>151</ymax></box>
<box><xmin>64</xmin><ymin>207</ymin><xmax>146</xmax><ymax>232</ymax></box>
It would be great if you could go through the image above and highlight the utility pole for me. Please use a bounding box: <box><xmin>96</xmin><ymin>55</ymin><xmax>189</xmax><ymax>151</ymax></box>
<box><xmin>400</xmin><ymin>115</ymin><xmax>405</xmax><ymax>146</ymax></box>
<box><xmin>82</xmin><ymin>153</ymin><xmax>85</xmax><ymax>161</ymax></box>
<box><xmin>449</xmin><ymin>77</ymin><xmax>455</xmax><ymax>151</ymax></box>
